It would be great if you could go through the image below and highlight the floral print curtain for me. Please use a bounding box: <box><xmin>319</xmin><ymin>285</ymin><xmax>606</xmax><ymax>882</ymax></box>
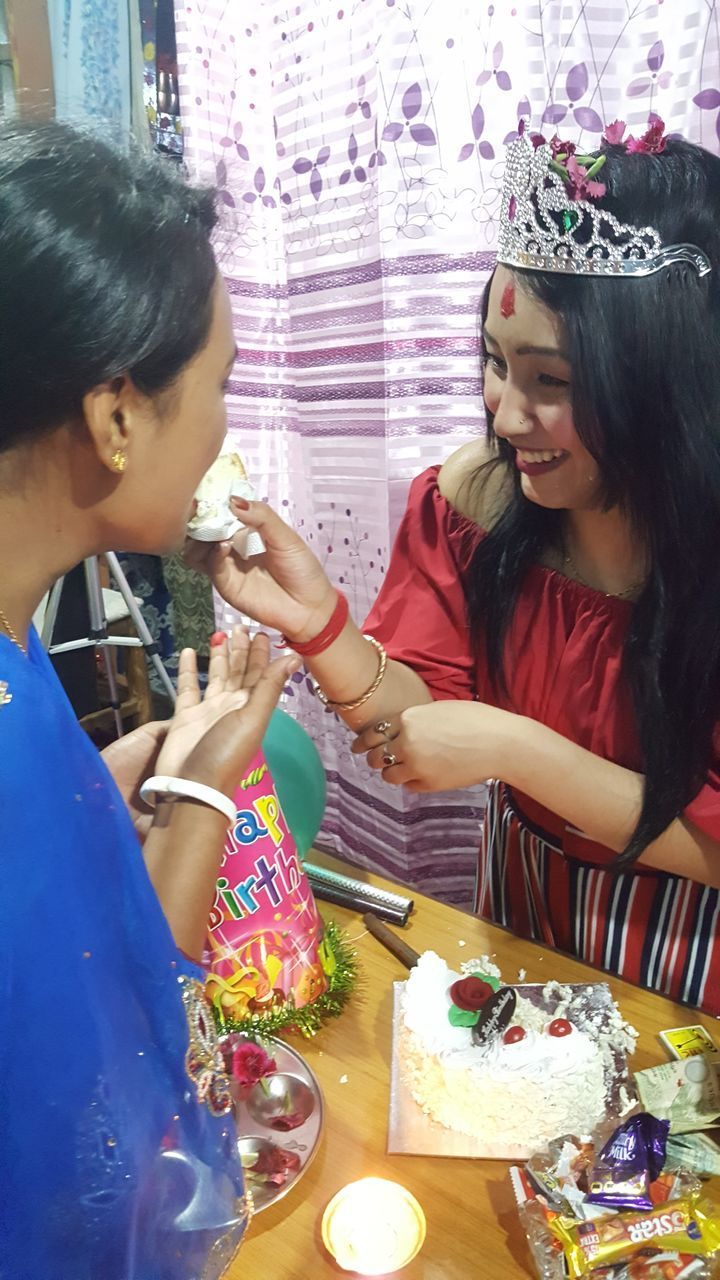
<box><xmin>175</xmin><ymin>0</ymin><xmax>720</xmax><ymax>904</ymax></box>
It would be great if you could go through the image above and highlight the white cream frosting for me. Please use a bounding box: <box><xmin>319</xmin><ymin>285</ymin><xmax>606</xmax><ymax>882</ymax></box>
<box><xmin>399</xmin><ymin>951</ymin><xmax>624</xmax><ymax>1151</ymax></box>
<box><xmin>187</xmin><ymin>449</ymin><xmax>265</xmax><ymax>551</ymax></box>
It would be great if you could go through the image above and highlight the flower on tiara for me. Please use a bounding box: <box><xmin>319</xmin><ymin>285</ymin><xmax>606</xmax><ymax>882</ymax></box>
<box><xmin>565</xmin><ymin>153</ymin><xmax>607</xmax><ymax>201</ymax></box>
<box><xmin>626</xmin><ymin>117</ymin><xmax>667</xmax><ymax>155</ymax></box>
<box><xmin>519</xmin><ymin>121</ymin><xmax>608</xmax><ymax>204</ymax></box>
<box><xmin>549</xmin><ymin>134</ymin><xmax>576</xmax><ymax>160</ymax></box>
<box><xmin>602</xmin><ymin>119</ymin><xmax>627</xmax><ymax>146</ymax></box>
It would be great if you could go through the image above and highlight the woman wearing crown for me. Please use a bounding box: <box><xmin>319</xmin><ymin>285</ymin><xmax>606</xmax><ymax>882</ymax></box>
<box><xmin>203</xmin><ymin>118</ymin><xmax>720</xmax><ymax>1015</ymax></box>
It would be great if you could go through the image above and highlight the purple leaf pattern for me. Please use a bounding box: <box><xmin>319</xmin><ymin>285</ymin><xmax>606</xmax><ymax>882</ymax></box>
<box><xmin>409</xmin><ymin>123</ymin><xmax>436</xmax><ymax>146</ymax></box>
<box><xmin>573</xmin><ymin>106</ymin><xmax>603</xmax><ymax>132</ymax></box>
<box><xmin>383</xmin><ymin>121</ymin><xmax>404</xmax><ymax>142</ymax></box>
<box><xmin>402</xmin><ymin>82</ymin><xmax>422</xmax><ymax>119</ymax></box>
<box><xmin>542</xmin><ymin>103</ymin><xmax>567</xmax><ymax>125</ymax></box>
<box><xmin>566</xmin><ymin>62</ymin><xmax>588</xmax><ymax>102</ymax></box>
<box><xmin>695</xmin><ymin>89</ymin><xmax>720</xmax><ymax>109</ymax></box>
<box><xmin>647</xmin><ymin>40</ymin><xmax>664</xmax><ymax>73</ymax></box>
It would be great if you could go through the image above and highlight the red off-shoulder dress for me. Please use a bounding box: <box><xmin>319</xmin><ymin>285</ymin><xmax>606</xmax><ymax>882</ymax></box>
<box><xmin>365</xmin><ymin>467</ymin><xmax>720</xmax><ymax>1014</ymax></box>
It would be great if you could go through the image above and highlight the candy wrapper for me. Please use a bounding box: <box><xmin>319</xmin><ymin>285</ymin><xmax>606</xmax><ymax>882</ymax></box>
<box><xmin>587</xmin><ymin>1114</ymin><xmax>670</xmax><ymax>1211</ymax></box>
<box><xmin>634</xmin><ymin>1060</ymin><xmax>720</xmax><ymax>1135</ymax></box>
<box><xmin>553</xmin><ymin>1197</ymin><xmax>720</xmax><ymax>1277</ymax></box>
<box><xmin>510</xmin><ymin>1114</ymin><xmax>720</xmax><ymax>1280</ymax></box>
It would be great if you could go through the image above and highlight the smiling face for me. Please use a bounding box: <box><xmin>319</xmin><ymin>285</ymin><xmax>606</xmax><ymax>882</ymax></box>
<box><xmin>483</xmin><ymin>265</ymin><xmax>602</xmax><ymax>511</ymax></box>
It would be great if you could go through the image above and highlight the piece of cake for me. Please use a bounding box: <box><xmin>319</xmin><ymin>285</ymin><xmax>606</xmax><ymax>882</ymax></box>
<box><xmin>398</xmin><ymin>952</ymin><xmax>637</xmax><ymax>1156</ymax></box>
<box><xmin>187</xmin><ymin>449</ymin><xmax>264</xmax><ymax>553</ymax></box>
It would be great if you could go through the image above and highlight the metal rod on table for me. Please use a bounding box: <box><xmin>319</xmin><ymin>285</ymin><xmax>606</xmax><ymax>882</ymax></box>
<box><xmin>303</xmin><ymin>861</ymin><xmax>413</xmax><ymax>925</ymax></box>
<box><xmin>312</xmin><ymin>881</ymin><xmax>409</xmax><ymax>925</ymax></box>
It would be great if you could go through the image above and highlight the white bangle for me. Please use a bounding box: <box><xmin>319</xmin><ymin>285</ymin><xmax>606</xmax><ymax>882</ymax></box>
<box><xmin>139</xmin><ymin>775</ymin><xmax>237</xmax><ymax>826</ymax></box>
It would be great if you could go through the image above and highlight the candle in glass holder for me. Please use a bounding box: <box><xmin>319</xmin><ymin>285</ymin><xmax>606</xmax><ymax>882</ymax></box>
<box><xmin>321</xmin><ymin>1177</ymin><xmax>426</xmax><ymax>1275</ymax></box>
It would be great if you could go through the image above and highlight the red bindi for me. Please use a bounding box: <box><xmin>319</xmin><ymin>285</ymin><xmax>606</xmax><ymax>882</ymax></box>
<box><xmin>500</xmin><ymin>282</ymin><xmax>516</xmax><ymax>318</ymax></box>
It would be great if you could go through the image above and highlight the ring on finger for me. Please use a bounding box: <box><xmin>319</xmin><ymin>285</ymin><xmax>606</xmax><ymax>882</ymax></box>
<box><xmin>374</xmin><ymin>720</ymin><xmax>392</xmax><ymax>735</ymax></box>
<box><xmin>382</xmin><ymin>750</ymin><xmax>398</xmax><ymax>767</ymax></box>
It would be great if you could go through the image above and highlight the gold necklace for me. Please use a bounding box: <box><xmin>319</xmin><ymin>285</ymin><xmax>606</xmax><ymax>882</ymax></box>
<box><xmin>562</xmin><ymin>543</ymin><xmax>646</xmax><ymax>601</ymax></box>
<box><xmin>0</xmin><ymin>604</ymin><xmax>27</xmax><ymax>653</ymax></box>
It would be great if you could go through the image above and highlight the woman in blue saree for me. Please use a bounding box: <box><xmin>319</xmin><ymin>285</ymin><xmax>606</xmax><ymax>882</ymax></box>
<box><xmin>0</xmin><ymin>121</ymin><xmax>299</xmax><ymax>1279</ymax></box>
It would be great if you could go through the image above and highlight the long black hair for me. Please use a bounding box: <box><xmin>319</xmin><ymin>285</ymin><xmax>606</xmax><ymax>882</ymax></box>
<box><xmin>467</xmin><ymin>136</ymin><xmax>720</xmax><ymax>865</ymax></box>
<box><xmin>0</xmin><ymin>119</ymin><xmax>218</xmax><ymax>453</ymax></box>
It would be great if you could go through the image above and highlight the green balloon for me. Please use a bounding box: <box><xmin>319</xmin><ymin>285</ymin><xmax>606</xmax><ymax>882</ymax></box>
<box><xmin>261</xmin><ymin>708</ymin><xmax>327</xmax><ymax>856</ymax></box>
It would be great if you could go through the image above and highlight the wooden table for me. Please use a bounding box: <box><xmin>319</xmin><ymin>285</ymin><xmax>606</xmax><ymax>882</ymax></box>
<box><xmin>231</xmin><ymin>852</ymin><xmax>719</xmax><ymax>1279</ymax></box>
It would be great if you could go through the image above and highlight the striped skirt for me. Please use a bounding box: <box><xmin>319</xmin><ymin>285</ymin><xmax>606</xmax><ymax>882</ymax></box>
<box><xmin>474</xmin><ymin>781</ymin><xmax>720</xmax><ymax>1016</ymax></box>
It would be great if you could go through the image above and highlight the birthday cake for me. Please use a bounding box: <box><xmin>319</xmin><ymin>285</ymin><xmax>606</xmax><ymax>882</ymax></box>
<box><xmin>187</xmin><ymin>448</ymin><xmax>264</xmax><ymax>550</ymax></box>
<box><xmin>398</xmin><ymin>952</ymin><xmax>637</xmax><ymax>1155</ymax></box>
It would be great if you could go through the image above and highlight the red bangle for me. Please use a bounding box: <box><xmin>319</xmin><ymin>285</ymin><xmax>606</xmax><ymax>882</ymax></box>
<box><xmin>285</xmin><ymin>591</ymin><xmax>349</xmax><ymax>657</ymax></box>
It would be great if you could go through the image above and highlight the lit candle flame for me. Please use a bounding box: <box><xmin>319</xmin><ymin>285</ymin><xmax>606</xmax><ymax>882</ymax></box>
<box><xmin>321</xmin><ymin>1177</ymin><xmax>426</xmax><ymax>1275</ymax></box>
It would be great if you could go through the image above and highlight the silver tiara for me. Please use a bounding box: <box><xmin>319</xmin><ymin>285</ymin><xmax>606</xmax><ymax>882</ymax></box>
<box><xmin>497</xmin><ymin>128</ymin><xmax>711</xmax><ymax>279</ymax></box>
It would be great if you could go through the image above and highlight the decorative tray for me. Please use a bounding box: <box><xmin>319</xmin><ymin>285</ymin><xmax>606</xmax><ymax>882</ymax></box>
<box><xmin>233</xmin><ymin>1037</ymin><xmax>324</xmax><ymax>1211</ymax></box>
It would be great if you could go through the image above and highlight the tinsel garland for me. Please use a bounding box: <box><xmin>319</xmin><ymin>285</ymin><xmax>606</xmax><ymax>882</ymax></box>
<box><xmin>211</xmin><ymin>920</ymin><xmax>356</xmax><ymax>1039</ymax></box>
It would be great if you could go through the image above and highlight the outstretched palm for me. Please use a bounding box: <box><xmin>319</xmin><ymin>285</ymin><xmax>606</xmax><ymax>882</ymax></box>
<box><xmin>102</xmin><ymin>629</ymin><xmax>298</xmax><ymax>837</ymax></box>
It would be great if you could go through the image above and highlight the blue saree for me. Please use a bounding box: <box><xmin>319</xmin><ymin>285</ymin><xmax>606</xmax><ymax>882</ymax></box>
<box><xmin>0</xmin><ymin>631</ymin><xmax>248</xmax><ymax>1280</ymax></box>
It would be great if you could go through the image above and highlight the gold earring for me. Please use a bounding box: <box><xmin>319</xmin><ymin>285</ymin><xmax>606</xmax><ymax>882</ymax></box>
<box><xmin>111</xmin><ymin>449</ymin><xmax>127</xmax><ymax>474</ymax></box>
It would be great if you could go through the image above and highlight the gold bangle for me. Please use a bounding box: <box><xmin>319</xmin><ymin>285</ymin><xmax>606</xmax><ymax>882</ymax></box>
<box><xmin>315</xmin><ymin>635</ymin><xmax>387</xmax><ymax>712</ymax></box>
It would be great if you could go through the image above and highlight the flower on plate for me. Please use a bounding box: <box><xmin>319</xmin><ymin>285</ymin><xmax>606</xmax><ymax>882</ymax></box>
<box><xmin>269</xmin><ymin>1111</ymin><xmax>306</xmax><ymax>1132</ymax></box>
<box><xmin>248</xmin><ymin>1146</ymin><xmax>301</xmax><ymax>1186</ymax></box>
<box><xmin>231</xmin><ymin>1041</ymin><xmax>277</xmax><ymax>1088</ymax></box>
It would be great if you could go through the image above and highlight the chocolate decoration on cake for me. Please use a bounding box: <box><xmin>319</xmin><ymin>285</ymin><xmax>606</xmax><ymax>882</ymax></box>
<box><xmin>471</xmin><ymin>985</ymin><xmax>517</xmax><ymax>1047</ymax></box>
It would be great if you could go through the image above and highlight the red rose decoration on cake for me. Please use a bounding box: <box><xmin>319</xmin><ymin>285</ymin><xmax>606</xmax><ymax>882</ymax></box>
<box><xmin>449</xmin><ymin>976</ymin><xmax>494</xmax><ymax>1012</ymax></box>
